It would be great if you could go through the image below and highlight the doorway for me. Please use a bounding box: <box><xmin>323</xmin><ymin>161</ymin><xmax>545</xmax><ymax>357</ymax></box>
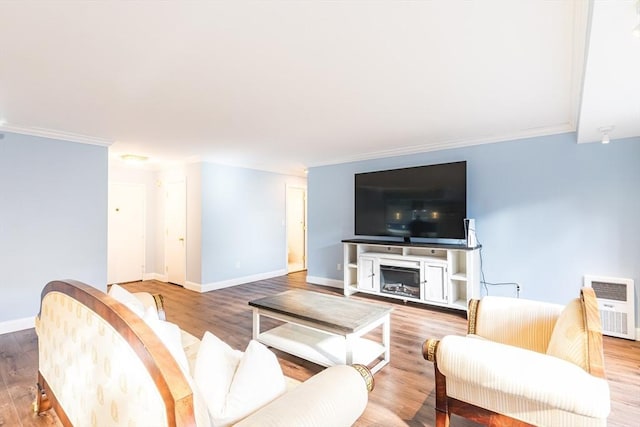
<box><xmin>107</xmin><ymin>183</ymin><xmax>145</xmax><ymax>284</ymax></box>
<box><xmin>286</xmin><ymin>185</ymin><xmax>307</xmax><ymax>273</ymax></box>
<box><xmin>165</xmin><ymin>179</ymin><xmax>186</xmax><ymax>286</ymax></box>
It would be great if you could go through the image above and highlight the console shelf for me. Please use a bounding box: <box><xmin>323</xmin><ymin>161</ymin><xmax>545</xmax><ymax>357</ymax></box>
<box><xmin>342</xmin><ymin>239</ymin><xmax>481</xmax><ymax>311</ymax></box>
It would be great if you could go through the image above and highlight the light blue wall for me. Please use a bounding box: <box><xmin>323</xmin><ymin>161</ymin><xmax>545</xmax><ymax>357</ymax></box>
<box><xmin>200</xmin><ymin>162</ymin><xmax>304</xmax><ymax>284</ymax></box>
<box><xmin>308</xmin><ymin>133</ymin><xmax>640</xmax><ymax>323</ymax></box>
<box><xmin>0</xmin><ymin>132</ymin><xmax>108</xmax><ymax>323</ymax></box>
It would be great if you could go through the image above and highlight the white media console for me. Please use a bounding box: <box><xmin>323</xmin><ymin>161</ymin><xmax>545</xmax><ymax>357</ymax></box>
<box><xmin>342</xmin><ymin>239</ymin><xmax>481</xmax><ymax>311</ymax></box>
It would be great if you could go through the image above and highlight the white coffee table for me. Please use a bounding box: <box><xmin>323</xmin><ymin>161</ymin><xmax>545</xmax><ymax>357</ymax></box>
<box><xmin>249</xmin><ymin>289</ymin><xmax>393</xmax><ymax>374</ymax></box>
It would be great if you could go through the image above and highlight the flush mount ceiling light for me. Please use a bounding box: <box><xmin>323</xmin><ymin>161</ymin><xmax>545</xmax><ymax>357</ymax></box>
<box><xmin>120</xmin><ymin>154</ymin><xmax>149</xmax><ymax>163</ymax></box>
<box><xmin>599</xmin><ymin>126</ymin><xmax>614</xmax><ymax>144</ymax></box>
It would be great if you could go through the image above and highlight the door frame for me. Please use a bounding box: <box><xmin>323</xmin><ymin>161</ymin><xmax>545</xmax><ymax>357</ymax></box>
<box><xmin>285</xmin><ymin>184</ymin><xmax>307</xmax><ymax>273</ymax></box>
<box><xmin>164</xmin><ymin>178</ymin><xmax>187</xmax><ymax>286</ymax></box>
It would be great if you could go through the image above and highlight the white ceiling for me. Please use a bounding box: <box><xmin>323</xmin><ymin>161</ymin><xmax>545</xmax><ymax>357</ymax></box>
<box><xmin>0</xmin><ymin>1</ymin><xmax>638</xmax><ymax>176</ymax></box>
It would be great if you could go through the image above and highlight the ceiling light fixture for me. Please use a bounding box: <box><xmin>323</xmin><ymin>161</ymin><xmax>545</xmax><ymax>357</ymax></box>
<box><xmin>120</xmin><ymin>154</ymin><xmax>149</xmax><ymax>163</ymax></box>
<box><xmin>599</xmin><ymin>126</ymin><xmax>614</xmax><ymax>144</ymax></box>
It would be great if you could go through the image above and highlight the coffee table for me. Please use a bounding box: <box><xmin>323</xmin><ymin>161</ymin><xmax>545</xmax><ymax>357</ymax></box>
<box><xmin>249</xmin><ymin>289</ymin><xmax>393</xmax><ymax>374</ymax></box>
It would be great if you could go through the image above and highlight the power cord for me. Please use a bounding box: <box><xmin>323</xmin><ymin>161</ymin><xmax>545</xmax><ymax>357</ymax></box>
<box><xmin>471</xmin><ymin>228</ymin><xmax>521</xmax><ymax>298</ymax></box>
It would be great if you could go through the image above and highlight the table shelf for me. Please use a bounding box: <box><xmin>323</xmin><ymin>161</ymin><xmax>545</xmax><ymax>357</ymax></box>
<box><xmin>257</xmin><ymin>323</ymin><xmax>386</xmax><ymax>368</ymax></box>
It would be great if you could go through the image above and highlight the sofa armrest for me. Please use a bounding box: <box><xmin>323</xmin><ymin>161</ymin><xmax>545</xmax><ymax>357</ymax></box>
<box><xmin>422</xmin><ymin>338</ymin><xmax>440</xmax><ymax>363</ymax></box>
<box><xmin>469</xmin><ymin>296</ymin><xmax>563</xmax><ymax>353</ymax></box>
<box><xmin>133</xmin><ymin>292</ymin><xmax>167</xmax><ymax>320</ymax></box>
<box><xmin>436</xmin><ymin>335</ymin><xmax>610</xmax><ymax>419</ymax></box>
<box><xmin>233</xmin><ymin>365</ymin><xmax>372</xmax><ymax>427</ymax></box>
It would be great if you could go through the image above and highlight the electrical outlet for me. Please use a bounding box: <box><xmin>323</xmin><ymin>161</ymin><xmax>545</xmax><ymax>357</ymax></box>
<box><xmin>337</xmin><ymin>263</ymin><xmax>342</xmax><ymax>271</ymax></box>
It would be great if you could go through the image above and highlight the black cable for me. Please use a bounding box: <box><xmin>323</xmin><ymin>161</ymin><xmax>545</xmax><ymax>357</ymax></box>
<box><xmin>470</xmin><ymin>228</ymin><xmax>521</xmax><ymax>298</ymax></box>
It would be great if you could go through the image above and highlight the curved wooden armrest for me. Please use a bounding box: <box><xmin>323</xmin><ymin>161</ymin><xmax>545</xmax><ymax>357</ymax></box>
<box><xmin>467</xmin><ymin>299</ymin><xmax>480</xmax><ymax>334</ymax></box>
<box><xmin>422</xmin><ymin>338</ymin><xmax>440</xmax><ymax>362</ymax></box>
<box><xmin>152</xmin><ymin>293</ymin><xmax>166</xmax><ymax>321</ymax></box>
<box><xmin>352</xmin><ymin>364</ymin><xmax>375</xmax><ymax>392</ymax></box>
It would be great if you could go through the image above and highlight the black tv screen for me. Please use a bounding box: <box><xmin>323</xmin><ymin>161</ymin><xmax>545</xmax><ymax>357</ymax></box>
<box><xmin>355</xmin><ymin>161</ymin><xmax>467</xmax><ymax>241</ymax></box>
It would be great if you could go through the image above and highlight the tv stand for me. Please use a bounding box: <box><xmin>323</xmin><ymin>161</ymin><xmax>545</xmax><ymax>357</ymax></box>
<box><xmin>342</xmin><ymin>239</ymin><xmax>480</xmax><ymax>311</ymax></box>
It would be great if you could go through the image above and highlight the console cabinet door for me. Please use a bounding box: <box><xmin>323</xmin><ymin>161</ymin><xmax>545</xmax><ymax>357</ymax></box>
<box><xmin>423</xmin><ymin>263</ymin><xmax>448</xmax><ymax>303</ymax></box>
<box><xmin>358</xmin><ymin>257</ymin><xmax>378</xmax><ymax>291</ymax></box>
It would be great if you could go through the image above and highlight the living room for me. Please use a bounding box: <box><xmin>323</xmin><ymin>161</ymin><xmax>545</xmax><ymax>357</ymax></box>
<box><xmin>0</xmin><ymin>1</ymin><xmax>639</xmax><ymax>426</ymax></box>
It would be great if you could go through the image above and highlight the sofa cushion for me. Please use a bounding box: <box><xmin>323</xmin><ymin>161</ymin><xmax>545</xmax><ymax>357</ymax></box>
<box><xmin>437</xmin><ymin>335</ymin><xmax>610</xmax><ymax>419</ymax></box>
<box><xmin>193</xmin><ymin>332</ymin><xmax>286</xmax><ymax>427</ymax></box>
<box><xmin>546</xmin><ymin>298</ymin><xmax>588</xmax><ymax>371</ymax></box>
<box><xmin>181</xmin><ymin>329</ymin><xmax>201</xmax><ymax>376</ymax></box>
<box><xmin>108</xmin><ymin>284</ymin><xmax>146</xmax><ymax>317</ymax></box>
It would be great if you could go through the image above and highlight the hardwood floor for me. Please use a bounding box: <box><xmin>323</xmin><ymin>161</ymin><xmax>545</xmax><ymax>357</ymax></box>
<box><xmin>1</xmin><ymin>272</ymin><xmax>639</xmax><ymax>426</ymax></box>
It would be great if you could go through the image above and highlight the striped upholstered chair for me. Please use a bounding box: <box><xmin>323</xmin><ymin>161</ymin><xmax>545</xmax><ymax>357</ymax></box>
<box><xmin>423</xmin><ymin>288</ymin><xmax>610</xmax><ymax>427</ymax></box>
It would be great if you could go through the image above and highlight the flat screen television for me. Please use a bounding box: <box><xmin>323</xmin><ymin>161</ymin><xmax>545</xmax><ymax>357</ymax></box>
<box><xmin>355</xmin><ymin>161</ymin><xmax>467</xmax><ymax>242</ymax></box>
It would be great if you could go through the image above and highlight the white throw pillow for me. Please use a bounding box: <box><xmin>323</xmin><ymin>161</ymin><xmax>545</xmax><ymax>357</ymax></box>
<box><xmin>194</xmin><ymin>331</ymin><xmax>243</xmax><ymax>424</ymax></box>
<box><xmin>193</xmin><ymin>333</ymin><xmax>286</xmax><ymax>427</ymax></box>
<box><xmin>223</xmin><ymin>340</ymin><xmax>287</xmax><ymax>421</ymax></box>
<box><xmin>143</xmin><ymin>310</ymin><xmax>190</xmax><ymax>375</ymax></box>
<box><xmin>108</xmin><ymin>284</ymin><xmax>146</xmax><ymax>317</ymax></box>
<box><xmin>141</xmin><ymin>312</ymin><xmax>211</xmax><ymax>427</ymax></box>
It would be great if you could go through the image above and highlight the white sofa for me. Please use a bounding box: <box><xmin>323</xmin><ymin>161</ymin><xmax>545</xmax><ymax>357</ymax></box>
<box><xmin>35</xmin><ymin>279</ymin><xmax>374</xmax><ymax>426</ymax></box>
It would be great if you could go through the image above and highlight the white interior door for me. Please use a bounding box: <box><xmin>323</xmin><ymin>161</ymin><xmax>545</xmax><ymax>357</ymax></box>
<box><xmin>286</xmin><ymin>186</ymin><xmax>307</xmax><ymax>273</ymax></box>
<box><xmin>108</xmin><ymin>183</ymin><xmax>145</xmax><ymax>284</ymax></box>
<box><xmin>165</xmin><ymin>179</ymin><xmax>186</xmax><ymax>286</ymax></box>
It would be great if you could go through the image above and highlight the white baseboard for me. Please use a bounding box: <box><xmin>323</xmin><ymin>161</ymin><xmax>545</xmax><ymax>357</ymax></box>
<box><xmin>143</xmin><ymin>273</ymin><xmax>168</xmax><ymax>282</ymax></box>
<box><xmin>0</xmin><ymin>316</ymin><xmax>35</xmax><ymax>335</ymax></box>
<box><xmin>184</xmin><ymin>281</ymin><xmax>201</xmax><ymax>292</ymax></box>
<box><xmin>187</xmin><ymin>269</ymin><xmax>288</xmax><ymax>293</ymax></box>
<box><xmin>306</xmin><ymin>275</ymin><xmax>343</xmax><ymax>289</ymax></box>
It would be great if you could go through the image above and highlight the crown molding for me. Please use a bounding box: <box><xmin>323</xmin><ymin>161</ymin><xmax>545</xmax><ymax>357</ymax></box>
<box><xmin>0</xmin><ymin>124</ymin><xmax>113</xmax><ymax>147</ymax></box>
<box><xmin>310</xmin><ymin>124</ymin><xmax>575</xmax><ymax>168</ymax></box>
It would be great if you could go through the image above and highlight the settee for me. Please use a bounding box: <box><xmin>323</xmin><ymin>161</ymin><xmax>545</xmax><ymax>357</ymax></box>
<box><xmin>34</xmin><ymin>279</ymin><xmax>374</xmax><ymax>426</ymax></box>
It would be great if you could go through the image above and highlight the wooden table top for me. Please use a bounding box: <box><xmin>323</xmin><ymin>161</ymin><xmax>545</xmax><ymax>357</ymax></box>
<box><xmin>249</xmin><ymin>289</ymin><xmax>393</xmax><ymax>333</ymax></box>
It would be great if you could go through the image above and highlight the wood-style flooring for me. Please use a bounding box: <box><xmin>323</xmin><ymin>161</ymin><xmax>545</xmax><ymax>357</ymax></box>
<box><xmin>1</xmin><ymin>271</ymin><xmax>639</xmax><ymax>426</ymax></box>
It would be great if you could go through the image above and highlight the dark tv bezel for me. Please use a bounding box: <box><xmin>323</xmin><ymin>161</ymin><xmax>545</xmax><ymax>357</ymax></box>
<box><xmin>354</xmin><ymin>161</ymin><xmax>467</xmax><ymax>244</ymax></box>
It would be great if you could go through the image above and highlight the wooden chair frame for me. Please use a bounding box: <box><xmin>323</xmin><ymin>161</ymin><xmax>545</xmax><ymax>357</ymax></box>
<box><xmin>35</xmin><ymin>280</ymin><xmax>195</xmax><ymax>427</ymax></box>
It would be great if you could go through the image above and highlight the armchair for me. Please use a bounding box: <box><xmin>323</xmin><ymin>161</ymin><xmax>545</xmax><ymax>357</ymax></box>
<box><xmin>423</xmin><ymin>288</ymin><xmax>610</xmax><ymax>427</ymax></box>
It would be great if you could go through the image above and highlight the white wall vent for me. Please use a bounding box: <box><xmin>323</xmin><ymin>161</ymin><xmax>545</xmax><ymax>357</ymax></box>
<box><xmin>584</xmin><ymin>275</ymin><xmax>635</xmax><ymax>340</ymax></box>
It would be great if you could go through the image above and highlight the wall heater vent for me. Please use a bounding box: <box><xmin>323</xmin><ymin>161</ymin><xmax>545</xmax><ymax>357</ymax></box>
<box><xmin>584</xmin><ymin>275</ymin><xmax>635</xmax><ymax>340</ymax></box>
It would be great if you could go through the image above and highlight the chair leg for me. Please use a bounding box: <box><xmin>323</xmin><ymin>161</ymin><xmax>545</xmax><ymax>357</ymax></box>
<box><xmin>434</xmin><ymin>363</ymin><xmax>450</xmax><ymax>427</ymax></box>
<box><xmin>435</xmin><ymin>408</ymin><xmax>451</xmax><ymax>427</ymax></box>
<box><xmin>34</xmin><ymin>373</ymin><xmax>51</xmax><ymax>414</ymax></box>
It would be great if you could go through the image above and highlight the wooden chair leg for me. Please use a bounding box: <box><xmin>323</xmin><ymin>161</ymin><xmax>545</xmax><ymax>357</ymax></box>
<box><xmin>34</xmin><ymin>374</ymin><xmax>51</xmax><ymax>414</ymax></box>
<box><xmin>435</xmin><ymin>408</ymin><xmax>451</xmax><ymax>427</ymax></box>
<box><xmin>434</xmin><ymin>363</ymin><xmax>451</xmax><ymax>427</ymax></box>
